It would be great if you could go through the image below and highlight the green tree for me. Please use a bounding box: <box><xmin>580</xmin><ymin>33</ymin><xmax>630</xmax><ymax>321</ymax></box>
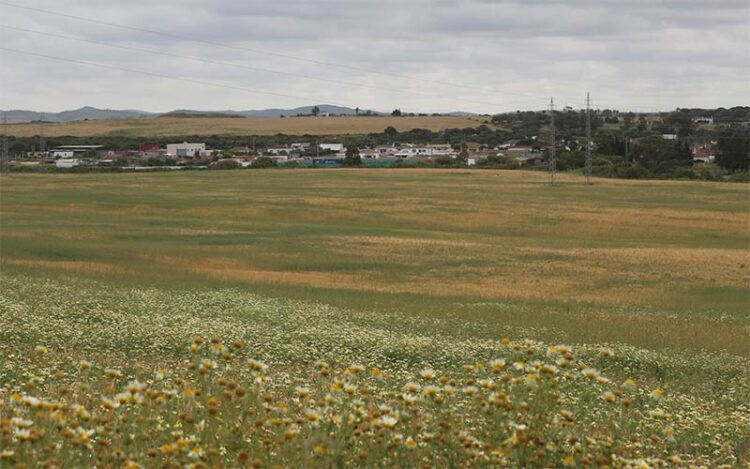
<box><xmin>384</xmin><ymin>126</ymin><xmax>398</xmax><ymax>145</ymax></box>
<box><xmin>251</xmin><ymin>156</ymin><xmax>277</xmax><ymax>168</ymax></box>
<box><xmin>434</xmin><ymin>156</ymin><xmax>455</xmax><ymax>167</ymax></box>
<box><xmin>716</xmin><ymin>131</ymin><xmax>750</xmax><ymax>172</ymax></box>
<box><xmin>342</xmin><ymin>144</ymin><xmax>362</xmax><ymax>166</ymax></box>
<box><xmin>631</xmin><ymin>136</ymin><xmax>690</xmax><ymax>172</ymax></box>
<box><xmin>457</xmin><ymin>143</ymin><xmax>469</xmax><ymax>163</ymax></box>
<box><xmin>391</xmin><ymin>109</ymin><xmax>402</xmax><ymax>117</ymax></box>
<box><xmin>311</xmin><ymin>106</ymin><xmax>320</xmax><ymax>117</ymax></box>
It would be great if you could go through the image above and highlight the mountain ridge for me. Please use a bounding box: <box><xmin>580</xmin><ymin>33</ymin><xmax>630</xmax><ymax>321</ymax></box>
<box><xmin>2</xmin><ymin>105</ymin><xmax>478</xmax><ymax>122</ymax></box>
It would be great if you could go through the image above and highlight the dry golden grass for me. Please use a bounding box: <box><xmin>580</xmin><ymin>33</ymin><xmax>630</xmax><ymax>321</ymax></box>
<box><xmin>4</xmin><ymin>259</ymin><xmax>127</xmax><ymax>274</ymax></box>
<box><xmin>6</xmin><ymin>115</ymin><xmax>488</xmax><ymax>137</ymax></box>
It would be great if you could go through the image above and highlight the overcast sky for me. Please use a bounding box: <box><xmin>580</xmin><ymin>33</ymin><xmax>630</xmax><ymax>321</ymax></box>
<box><xmin>1</xmin><ymin>0</ymin><xmax>748</xmax><ymax>114</ymax></box>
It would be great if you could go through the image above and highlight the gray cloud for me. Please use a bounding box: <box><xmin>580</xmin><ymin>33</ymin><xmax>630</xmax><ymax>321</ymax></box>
<box><xmin>1</xmin><ymin>0</ymin><xmax>747</xmax><ymax>113</ymax></box>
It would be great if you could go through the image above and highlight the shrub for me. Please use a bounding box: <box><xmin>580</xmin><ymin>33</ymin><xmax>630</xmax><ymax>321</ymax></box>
<box><xmin>251</xmin><ymin>157</ymin><xmax>277</xmax><ymax>168</ymax></box>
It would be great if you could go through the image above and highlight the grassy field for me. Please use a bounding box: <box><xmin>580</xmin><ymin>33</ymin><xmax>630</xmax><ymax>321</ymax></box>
<box><xmin>5</xmin><ymin>115</ymin><xmax>488</xmax><ymax>137</ymax></box>
<box><xmin>1</xmin><ymin>169</ymin><xmax>748</xmax><ymax>466</ymax></box>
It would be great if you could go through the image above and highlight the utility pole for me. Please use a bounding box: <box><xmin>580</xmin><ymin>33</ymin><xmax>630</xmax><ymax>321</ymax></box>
<box><xmin>39</xmin><ymin>113</ymin><xmax>46</xmax><ymax>154</ymax></box>
<box><xmin>315</xmin><ymin>138</ymin><xmax>319</xmax><ymax>158</ymax></box>
<box><xmin>585</xmin><ymin>92</ymin><xmax>592</xmax><ymax>185</ymax></box>
<box><xmin>549</xmin><ymin>97</ymin><xmax>556</xmax><ymax>185</ymax></box>
<box><xmin>2</xmin><ymin>111</ymin><xmax>8</xmax><ymax>175</ymax></box>
<box><xmin>624</xmin><ymin>136</ymin><xmax>629</xmax><ymax>163</ymax></box>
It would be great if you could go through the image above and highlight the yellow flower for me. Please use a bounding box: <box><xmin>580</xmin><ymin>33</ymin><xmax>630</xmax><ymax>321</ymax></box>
<box><xmin>401</xmin><ymin>393</ymin><xmax>417</xmax><ymax>405</ymax></box>
<box><xmin>601</xmin><ymin>391</ymin><xmax>616</xmax><ymax>402</ymax></box>
<box><xmin>404</xmin><ymin>382</ymin><xmax>421</xmax><ymax>393</ymax></box>
<box><xmin>126</xmin><ymin>380</ymin><xmax>146</xmax><ymax>394</ymax></box>
<box><xmin>160</xmin><ymin>443</ymin><xmax>176</xmax><ymax>454</ymax></box>
<box><xmin>198</xmin><ymin>359</ymin><xmax>218</xmax><ymax>373</ymax></box>
<box><xmin>34</xmin><ymin>345</ymin><xmax>48</xmax><ymax>355</ymax></box>
<box><xmin>621</xmin><ymin>378</ymin><xmax>637</xmax><ymax>390</ymax></box>
<box><xmin>464</xmin><ymin>385</ymin><xmax>479</xmax><ymax>396</ymax></box>
<box><xmin>295</xmin><ymin>386</ymin><xmax>312</xmax><ymax>399</ymax></box>
<box><xmin>247</xmin><ymin>359</ymin><xmax>268</xmax><ymax>372</ymax></box>
<box><xmin>489</xmin><ymin>359</ymin><xmax>506</xmax><ymax>374</ymax></box>
<box><xmin>648</xmin><ymin>408</ymin><xmax>666</xmax><ymax>419</ymax></box>
<box><xmin>305</xmin><ymin>409</ymin><xmax>321</xmax><ymax>425</ymax></box>
<box><xmin>581</xmin><ymin>367</ymin><xmax>599</xmax><ymax>380</ymax></box>
<box><xmin>650</xmin><ymin>388</ymin><xmax>664</xmax><ymax>400</ymax></box>
<box><xmin>101</xmin><ymin>397</ymin><xmax>120</xmax><ymax>410</ymax></box>
<box><xmin>419</xmin><ymin>369</ymin><xmax>436</xmax><ymax>380</ymax></box>
<box><xmin>188</xmin><ymin>447</ymin><xmax>204</xmax><ymax>459</ymax></box>
<box><xmin>284</xmin><ymin>425</ymin><xmax>300</xmax><ymax>439</ymax></box>
<box><xmin>405</xmin><ymin>437</ymin><xmax>417</xmax><ymax>448</ymax></box>
<box><xmin>379</xmin><ymin>415</ymin><xmax>398</xmax><ymax>429</ymax></box>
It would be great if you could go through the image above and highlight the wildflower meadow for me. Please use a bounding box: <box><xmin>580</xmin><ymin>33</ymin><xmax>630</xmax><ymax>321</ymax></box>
<box><xmin>1</xmin><ymin>170</ymin><xmax>748</xmax><ymax>467</ymax></box>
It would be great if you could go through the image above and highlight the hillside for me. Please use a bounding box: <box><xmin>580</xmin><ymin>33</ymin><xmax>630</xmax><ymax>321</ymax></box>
<box><xmin>5</xmin><ymin>115</ymin><xmax>490</xmax><ymax>137</ymax></box>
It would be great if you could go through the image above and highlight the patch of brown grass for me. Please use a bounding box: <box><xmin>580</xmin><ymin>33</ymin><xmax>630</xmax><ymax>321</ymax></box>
<box><xmin>6</xmin><ymin>115</ymin><xmax>487</xmax><ymax>137</ymax></box>
<box><xmin>3</xmin><ymin>259</ymin><xmax>127</xmax><ymax>274</ymax></box>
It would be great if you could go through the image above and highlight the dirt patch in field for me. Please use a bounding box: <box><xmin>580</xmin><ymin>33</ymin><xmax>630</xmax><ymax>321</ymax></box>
<box><xmin>332</xmin><ymin>235</ymin><xmax>489</xmax><ymax>248</ymax></box>
<box><xmin>144</xmin><ymin>253</ymin><xmax>660</xmax><ymax>305</ymax></box>
<box><xmin>1</xmin><ymin>230</ymin><xmax>102</xmax><ymax>241</ymax></box>
<box><xmin>523</xmin><ymin>247</ymin><xmax>749</xmax><ymax>286</ymax></box>
<box><xmin>568</xmin><ymin>208</ymin><xmax>747</xmax><ymax>231</ymax></box>
<box><xmin>147</xmin><ymin>255</ymin><xmax>363</xmax><ymax>288</ymax></box>
<box><xmin>3</xmin><ymin>259</ymin><xmax>127</xmax><ymax>274</ymax></box>
<box><xmin>167</xmin><ymin>228</ymin><xmax>238</xmax><ymax>236</ymax></box>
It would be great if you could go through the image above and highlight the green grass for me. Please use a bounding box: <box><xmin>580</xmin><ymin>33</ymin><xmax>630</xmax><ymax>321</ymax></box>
<box><xmin>1</xmin><ymin>169</ymin><xmax>748</xmax><ymax>466</ymax></box>
<box><xmin>1</xmin><ymin>169</ymin><xmax>748</xmax><ymax>355</ymax></box>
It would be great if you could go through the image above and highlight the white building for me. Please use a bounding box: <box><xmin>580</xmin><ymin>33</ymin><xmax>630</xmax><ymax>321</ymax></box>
<box><xmin>56</xmin><ymin>158</ymin><xmax>81</xmax><ymax>168</ymax></box>
<box><xmin>266</xmin><ymin>146</ymin><xmax>293</xmax><ymax>155</ymax></box>
<box><xmin>319</xmin><ymin>143</ymin><xmax>344</xmax><ymax>152</ymax></box>
<box><xmin>49</xmin><ymin>145</ymin><xmax>103</xmax><ymax>159</ymax></box>
<box><xmin>693</xmin><ymin>116</ymin><xmax>714</xmax><ymax>124</ymax></box>
<box><xmin>392</xmin><ymin>144</ymin><xmax>456</xmax><ymax>158</ymax></box>
<box><xmin>166</xmin><ymin>142</ymin><xmax>206</xmax><ymax>157</ymax></box>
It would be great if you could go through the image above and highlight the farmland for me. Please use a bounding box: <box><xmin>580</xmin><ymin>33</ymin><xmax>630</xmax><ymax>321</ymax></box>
<box><xmin>4</xmin><ymin>115</ymin><xmax>488</xmax><ymax>138</ymax></box>
<box><xmin>1</xmin><ymin>169</ymin><xmax>748</xmax><ymax>466</ymax></box>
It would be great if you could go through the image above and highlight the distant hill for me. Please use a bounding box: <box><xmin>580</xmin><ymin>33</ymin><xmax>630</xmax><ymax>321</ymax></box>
<box><xmin>2</xmin><ymin>106</ymin><xmax>153</xmax><ymax>122</ymax></box>
<box><xmin>2</xmin><ymin>105</ymin><xmax>480</xmax><ymax>122</ymax></box>
<box><xmin>238</xmin><ymin>105</ymin><xmax>376</xmax><ymax>118</ymax></box>
<box><xmin>161</xmin><ymin>111</ymin><xmax>245</xmax><ymax>118</ymax></box>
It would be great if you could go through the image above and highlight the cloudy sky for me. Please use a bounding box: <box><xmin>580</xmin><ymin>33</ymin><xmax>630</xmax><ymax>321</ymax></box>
<box><xmin>1</xmin><ymin>0</ymin><xmax>748</xmax><ymax>114</ymax></box>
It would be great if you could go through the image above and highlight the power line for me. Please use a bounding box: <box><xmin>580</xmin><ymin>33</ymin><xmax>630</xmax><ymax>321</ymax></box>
<box><xmin>0</xmin><ymin>1</ymin><xmax>551</xmax><ymax>103</ymax></box>
<box><xmin>585</xmin><ymin>92</ymin><xmax>592</xmax><ymax>185</ymax></box>
<box><xmin>39</xmin><ymin>112</ymin><xmax>45</xmax><ymax>153</ymax></box>
<box><xmin>0</xmin><ymin>24</ymin><xmax>532</xmax><ymax>110</ymax></box>
<box><xmin>549</xmin><ymin>97</ymin><xmax>556</xmax><ymax>186</ymax></box>
<box><xmin>0</xmin><ymin>47</ymin><xmax>366</xmax><ymax>109</ymax></box>
<box><xmin>1</xmin><ymin>111</ymin><xmax>8</xmax><ymax>175</ymax></box>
